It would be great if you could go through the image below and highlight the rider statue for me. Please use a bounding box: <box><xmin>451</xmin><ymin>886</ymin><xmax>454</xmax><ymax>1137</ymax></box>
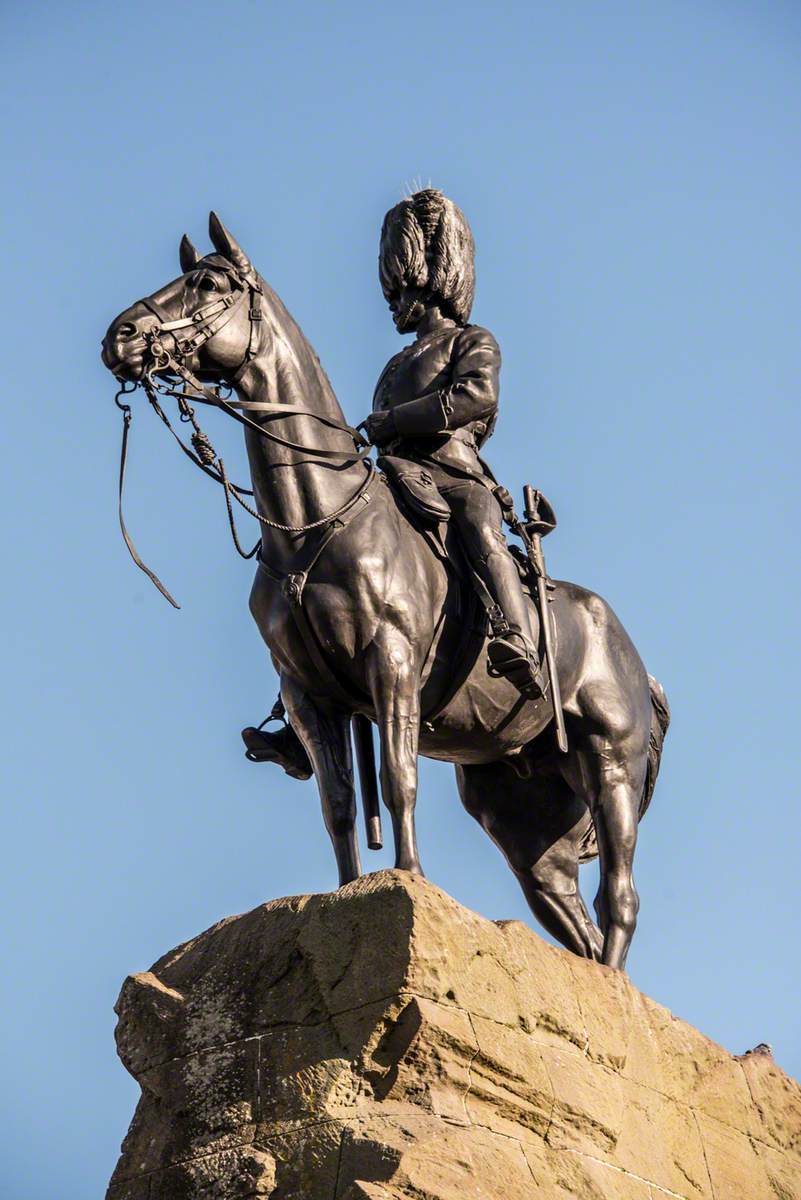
<box><xmin>244</xmin><ymin>188</ymin><xmax>544</xmax><ymax>775</ymax></box>
<box><xmin>363</xmin><ymin>188</ymin><xmax>545</xmax><ymax>699</ymax></box>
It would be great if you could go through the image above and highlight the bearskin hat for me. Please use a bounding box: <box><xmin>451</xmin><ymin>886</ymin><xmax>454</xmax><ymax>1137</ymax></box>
<box><xmin>379</xmin><ymin>189</ymin><xmax>475</xmax><ymax>325</ymax></box>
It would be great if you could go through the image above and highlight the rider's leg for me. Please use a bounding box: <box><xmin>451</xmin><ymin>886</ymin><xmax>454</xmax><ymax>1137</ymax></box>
<box><xmin>441</xmin><ymin>479</ymin><xmax>545</xmax><ymax>698</ymax></box>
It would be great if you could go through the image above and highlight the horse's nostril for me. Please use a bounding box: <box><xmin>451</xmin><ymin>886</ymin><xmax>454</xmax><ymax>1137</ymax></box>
<box><xmin>117</xmin><ymin>322</ymin><xmax>137</xmax><ymax>339</ymax></box>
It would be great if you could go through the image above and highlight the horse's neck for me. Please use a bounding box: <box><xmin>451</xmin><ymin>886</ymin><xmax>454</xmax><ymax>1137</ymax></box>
<box><xmin>233</xmin><ymin>282</ymin><xmax>367</xmax><ymax>550</ymax></box>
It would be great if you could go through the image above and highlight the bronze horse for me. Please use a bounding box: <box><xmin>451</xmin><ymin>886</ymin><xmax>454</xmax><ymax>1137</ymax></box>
<box><xmin>102</xmin><ymin>214</ymin><xmax>669</xmax><ymax>971</ymax></box>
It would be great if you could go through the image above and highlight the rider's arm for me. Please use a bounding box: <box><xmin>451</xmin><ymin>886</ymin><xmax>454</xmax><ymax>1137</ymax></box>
<box><xmin>441</xmin><ymin>324</ymin><xmax>501</xmax><ymax>429</ymax></box>
<box><xmin>391</xmin><ymin>325</ymin><xmax>500</xmax><ymax>437</ymax></box>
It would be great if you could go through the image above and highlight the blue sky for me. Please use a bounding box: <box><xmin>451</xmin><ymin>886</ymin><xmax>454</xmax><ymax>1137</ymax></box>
<box><xmin>1</xmin><ymin>2</ymin><xmax>800</xmax><ymax>1195</ymax></box>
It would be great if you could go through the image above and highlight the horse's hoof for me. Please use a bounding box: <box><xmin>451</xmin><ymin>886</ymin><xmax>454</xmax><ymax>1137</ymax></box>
<box><xmin>395</xmin><ymin>860</ymin><xmax>425</xmax><ymax>877</ymax></box>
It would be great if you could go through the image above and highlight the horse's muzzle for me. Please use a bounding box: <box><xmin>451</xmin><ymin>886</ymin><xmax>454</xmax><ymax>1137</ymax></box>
<box><xmin>102</xmin><ymin>308</ymin><xmax>155</xmax><ymax>380</ymax></box>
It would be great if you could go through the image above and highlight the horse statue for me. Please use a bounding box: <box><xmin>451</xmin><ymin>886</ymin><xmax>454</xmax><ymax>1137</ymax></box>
<box><xmin>101</xmin><ymin>212</ymin><xmax>669</xmax><ymax>971</ymax></box>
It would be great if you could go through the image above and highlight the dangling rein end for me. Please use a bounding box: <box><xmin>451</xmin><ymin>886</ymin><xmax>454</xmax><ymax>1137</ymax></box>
<box><xmin>116</xmin><ymin>384</ymin><xmax>181</xmax><ymax>609</ymax></box>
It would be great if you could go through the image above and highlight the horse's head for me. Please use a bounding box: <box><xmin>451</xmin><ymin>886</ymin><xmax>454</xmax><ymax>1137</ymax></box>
<box><xmin>102</xmin><ymin>213</ymin><xmax>262</xmax><ymax>384</ymax></box>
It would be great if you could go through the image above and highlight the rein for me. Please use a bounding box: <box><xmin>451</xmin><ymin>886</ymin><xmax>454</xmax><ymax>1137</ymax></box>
<box><xmin>113</xmin><ymin>271</ymin><xmax>374</xmax><ymax>606</ymax></box>
<box><xmin>115</xmin><ymin>382</ymin><xmax>181</xmax><ymax>608</ymax></box>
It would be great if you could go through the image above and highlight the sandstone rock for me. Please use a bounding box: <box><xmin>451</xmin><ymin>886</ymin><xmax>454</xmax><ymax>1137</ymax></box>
<box><xmin>107</xmin><ymin>871</ymin><xmax>801</xmax><ymax>1199</ymax></box>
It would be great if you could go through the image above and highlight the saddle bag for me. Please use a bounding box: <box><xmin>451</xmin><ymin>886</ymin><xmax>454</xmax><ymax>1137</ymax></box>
<box><xmin>377</xmin><ymin>455</ymin><xmax>451</xmax><ymax>524</ymax></box>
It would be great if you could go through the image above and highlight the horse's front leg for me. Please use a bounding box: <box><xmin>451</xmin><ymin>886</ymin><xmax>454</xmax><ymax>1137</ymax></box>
<box><xmin>367</xmin><ymin>636</ymin><xmax>423</xmax><ymax>875</ymax></box>
<box><xmin>281</xmin><ymin>675</ymin><xmax>361</xmax><ymax>885</ymax></box>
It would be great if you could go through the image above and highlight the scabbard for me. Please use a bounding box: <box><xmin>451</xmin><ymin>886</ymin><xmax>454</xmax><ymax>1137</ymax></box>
<box><xmin>520</xmin><ymin>530</ymin><xmax>567</xmax><ymax>754</ymax></box>
<box><xmin>352</xmin><ymin>714</ymin><xmax>382</xmax><ymax>849</ymax></box>
<box><xmin>534</xmin><ymin>566</ymin><xmax>568</xmax><ymax>753</ymax></box>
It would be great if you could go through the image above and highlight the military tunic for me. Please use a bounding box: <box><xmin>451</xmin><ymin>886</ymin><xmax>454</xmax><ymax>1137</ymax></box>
<box><xmin>370</xmin><ymin>317</ymin><xmax>526</xmax><ymax>589</ymax></box>
<box><xmin>372</xmin><ymin>318</ymin><xmax>500</xmax><ymax>486</ymax></box>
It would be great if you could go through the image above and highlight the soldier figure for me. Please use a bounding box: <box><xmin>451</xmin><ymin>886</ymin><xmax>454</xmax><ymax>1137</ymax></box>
<box><xmin>243</xmin><ymin>188</ymin><xmax>544</xmax><ymax>774</ymax></box>
<box><xmin>362</xmin><ymin>189</ymin><xmax>545</xmax><ymax>699</ymax></box>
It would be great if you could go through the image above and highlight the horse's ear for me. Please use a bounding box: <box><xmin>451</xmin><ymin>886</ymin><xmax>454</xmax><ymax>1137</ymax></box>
<box><xmin>179</xmin><ymin>234</ymin><xmax>200</xmax><ymax>273</ymax></box>
<box><xmin>208</xmin><ymin>212</ymin><xmax>251</xmax><ymax>273</ymax></box>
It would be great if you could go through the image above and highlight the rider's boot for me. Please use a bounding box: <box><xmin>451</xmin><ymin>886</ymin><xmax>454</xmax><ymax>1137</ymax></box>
<box><xmin>241</xmin><ymin>722</ymin><xmax>313</xmax><ymax>780</ymax></box>
<box><xmin>482</xmin><ymin>551</ymin><xmax>547</xmax><ymax>700</ymax></box>
<box><xmin>487</xmin><ymin>626</ymin><xmax>547</xmax><ymax>699</ymax></box>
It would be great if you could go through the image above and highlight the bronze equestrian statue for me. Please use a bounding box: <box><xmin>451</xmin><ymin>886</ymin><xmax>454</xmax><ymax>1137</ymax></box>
<box><xmin>101</xmin><ymin>196</ymin><xmax>669</xmax><ymax>971</ymax></box>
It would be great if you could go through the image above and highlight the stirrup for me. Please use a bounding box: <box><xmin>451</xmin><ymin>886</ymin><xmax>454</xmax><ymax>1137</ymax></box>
<box><xmin>241</xmin><ymin>724</ymin><xmax>313</xmax><ymax>780</ymax></box>
<box><xmin>487</xmin><ymin>634</ymin><xmax>547</xmax><ymax>701</ymax></box>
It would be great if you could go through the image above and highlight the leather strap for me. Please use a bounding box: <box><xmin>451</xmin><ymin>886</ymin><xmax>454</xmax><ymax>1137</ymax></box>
<box><xmin>117</xmin><ymin>405</ymin><xmax>180</xmax><ymax>609</ymax></box>
<box><xmin>256</xmin><ymin>489</ymin><xmax>371</xmax><ymax>583</ymax></box>
<box><xmin>420</xmin><ymin>582</ymin><xmax>487</xmax><ymax>727</ymax></box>
<box><xmin>140</xmin><ymin>296</ymin><xmax>173</xmax><ymax>324</ymax></box>
<box><xmin>175</xmin><ymin>289</ymin><xmax>250</xmax><ymax>357</ymax></box>
<box><xmin>146</xmin><ymin>389</ymin><xmax>254</xmax><ymax>495</ymax></box>
<box><xmin>137</xmin><ymin>264</ymin><xmax>370</xmax><ymax>464</ymax></box>
<box><xmin>256</xmin><ymin>483</ymin><xmax>487</xmax><ymax>722</ymax></box>
<box><xmin>168</xmin><ymin>361</ymin><xmax>373</xmax><ymax>463</ymax></box>
<box><xmin>414</xmin><ymin>532</ymin><xmax>490</xmax><ymax>726</ymax></box>
<box><xmin>230</xmin><ymin>397</ymin><xmax>367</xmax><ymax>443</ymax></box>
<box><xmin>120</xmin><ymin>264</ymin><xmax>372</xmax><ymax>611</ymax></box>
<box><xmin>257</xmin><ymin>492</ymin><xmax>373</xmax><ymax>709</ymax></box>
<box><xmin>154</xmin><ymin>294</ymin><xmax>236</xmax><ymax>333</ymax></box>
<box><xmin>142</xmin><ymin>264</ymin><xmax>254</xmax><ymax>366</ymax></box>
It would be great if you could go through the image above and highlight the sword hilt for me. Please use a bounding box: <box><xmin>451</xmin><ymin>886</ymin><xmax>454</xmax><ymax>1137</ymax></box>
<box><xmin>522</xmin><ymin>485</ymin><xmax>557</xmax><ymax>538</ymax></box>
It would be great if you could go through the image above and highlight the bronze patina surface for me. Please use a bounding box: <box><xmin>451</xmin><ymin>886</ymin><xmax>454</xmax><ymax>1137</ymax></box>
<box><xmin>102</xmin><ymin>197</ymin><xmax>669</xmax><ymax>972</ymax></box>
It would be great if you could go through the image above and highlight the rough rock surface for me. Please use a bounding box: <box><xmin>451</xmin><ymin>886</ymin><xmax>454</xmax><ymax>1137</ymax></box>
<box><xmin>108</xmin><ymin>871</ymin><xmax>801</xmax><ymax>1199</ymax></box>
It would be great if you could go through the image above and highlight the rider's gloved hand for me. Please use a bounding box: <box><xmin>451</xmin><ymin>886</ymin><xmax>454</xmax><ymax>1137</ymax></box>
<box><xmin>361</xmin><ymin>410</ymin><xmax>397</xmax><ymax>446</ymax></box>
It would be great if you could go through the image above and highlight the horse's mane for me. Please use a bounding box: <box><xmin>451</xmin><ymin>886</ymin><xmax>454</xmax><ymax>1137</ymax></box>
<box><xmin>256</xmin><ymin>271</ymin><xmax>345</xmax><ymax>419</ymax></box>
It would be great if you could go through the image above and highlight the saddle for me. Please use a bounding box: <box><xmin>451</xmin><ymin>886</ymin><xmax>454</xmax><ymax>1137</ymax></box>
<box><xmin>251</xmin><ymin>461</ymin><xmax>552</xmax><ymax>728</ymax></box>
<box><xmin>243</xmin><ymin>475</ymin><xmax>561</xmax><ymax>777</ymax></box>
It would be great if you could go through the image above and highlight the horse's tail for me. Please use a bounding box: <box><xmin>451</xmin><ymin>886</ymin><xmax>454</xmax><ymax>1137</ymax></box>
<box><xmin>578</xmin><ymin>673</ymin><xmax>670</xmax><ymax>863</ymax></box>
<box><xmin>640</xmin><ymin>674</ymin><xmax>670</xmax><ymax>821</ymax></box>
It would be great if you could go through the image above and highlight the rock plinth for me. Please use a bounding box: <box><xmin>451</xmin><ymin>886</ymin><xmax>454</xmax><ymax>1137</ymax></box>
<box><xmin>108</xmin><ymin>872</ymin><xmax>801</xmax><ymax>1199</ymax></box>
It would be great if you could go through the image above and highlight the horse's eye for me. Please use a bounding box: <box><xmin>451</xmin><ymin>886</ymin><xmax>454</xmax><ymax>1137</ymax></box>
<box><xmin>198</xmin><ymin>275</ymin><xmax>218</xmax><ymax>292</ymax></box>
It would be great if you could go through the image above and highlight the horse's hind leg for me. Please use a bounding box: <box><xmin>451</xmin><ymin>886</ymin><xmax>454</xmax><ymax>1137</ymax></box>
<box><xmin>456</xmin><ymin>761</ymin><xmax>603</xmax><ymax>959</ymax></box>
<box><xmin>590</xmin><ymin>772</ymin><xmax>643</xmax><ymax>971</ymax></box>
<box><xmin>525</xmin><ymin>830</ymin><xmax>603</xmax><ymax>960</ymax></box>
<box><xmin>281</xmin><ymin>676</ymin><xmax>361</xmax><ymax>885</ymax></box>
<box><xmin>564</xmin><ymin>718</ymin><xmax>649</xmax><ymax>971</ymax></box>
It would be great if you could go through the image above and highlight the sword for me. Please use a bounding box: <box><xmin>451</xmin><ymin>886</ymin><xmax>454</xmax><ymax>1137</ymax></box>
<box><xmin>515</xmin><ymin>485</ymin><xmax>568</xmax><ymax>754</ymax></box>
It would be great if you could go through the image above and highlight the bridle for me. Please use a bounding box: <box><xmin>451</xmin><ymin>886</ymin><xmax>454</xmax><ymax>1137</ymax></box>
<box><xmin>138</xmin><ymin>256</ymin><xmax>263</xmax><ymax>380</ymax></box>
<box><xmin>113</xmin><ymin>258</ymin><xmax>374</xmax><ymax>607</ymax></box>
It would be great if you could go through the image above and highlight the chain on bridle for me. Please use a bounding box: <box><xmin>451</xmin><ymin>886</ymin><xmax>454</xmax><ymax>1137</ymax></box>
<box><xmin>113</xmin><ymin>260</ymin><xmax>373</xmax><ymax>607</ymax></box>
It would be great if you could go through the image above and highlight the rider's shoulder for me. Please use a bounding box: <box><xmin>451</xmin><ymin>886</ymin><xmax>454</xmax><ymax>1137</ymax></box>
<box><xmin>386</xmin><ymin>343</ymin><xmax>412</xmax><ymax>365</ymax></box>
<box><xmin>454</xmin><ymin>323</ymin><xmax>501</xmax><ymax>361</ymax></box>
<box><xmin>377</xmin><ymin>344</ymin><xmax>412</xmax><ymax>375</ymax></box>
<box><xmin>373</xmin><ymin>347</ymin><xmax>407</xmax><ymax>394</ymax></box>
